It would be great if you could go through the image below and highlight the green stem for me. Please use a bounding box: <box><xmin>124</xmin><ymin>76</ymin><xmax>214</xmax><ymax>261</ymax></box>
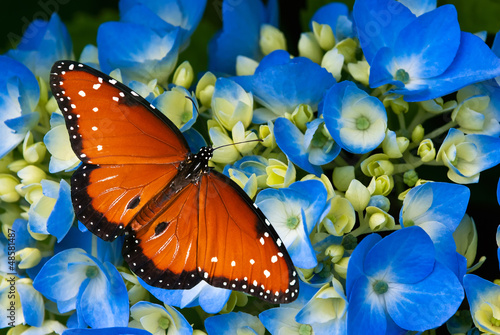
<box><xmin>397</xmin><ymin>112</ymin><xmax>406</xmax><ymax>132</ymax></box>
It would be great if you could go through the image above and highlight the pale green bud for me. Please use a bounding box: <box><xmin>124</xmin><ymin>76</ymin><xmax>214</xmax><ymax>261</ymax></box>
<box><xmin>260</xmin><ymin>24</ymin><xmax>287</xmax><ymax>55</ymax></box>
<box><xmin>298</xmin><ymin>32</ymin><xmax>323</xmax><ymax>64</ymax></box>
<box><xmin>0</xmin><ymin>152</ymin><xmax>14</xmax><ymax>173</ymax></box>
<box><xmin>16</xmin><ymin>247</ymin><xmax>42</xmax><ymax>269</ymax></box>
<box><xmin>290</xmin><ymin>104</ymin><xmax>314</xmax><ymax>132</ymax></box>
<box><xmin>361</xmin><ymin>154</ymin><xmax>394</xmax><ymax>177</ymax></box>
<box><xmin>17</xmin><ymin>165</ymin><xmax>46</xmax><ymax>185</ymax></box>
<box><xmin>232</xmin><ymin>121</ymin><xmax>259</xmax><ymax>155</ymax></box>
<box><xmin>366</xmin><ymin>206</ymin><xmax>395</xmax><ymax>231</ymax></box>
<box><xmin>228</xmin><ymin>169</ymin><xmax>258</xmax><ymax>199</ymax></box>
<box><xmin>236</xmin><ymin>56</ymin><xmax>259</xmax><ymax>76</ymax></box>
<box><xmin>345</xmin><ymin>179</ymin><xmax>370</xmax><ymax>212</ymax></box>
<box><xmin>382</xmin><ymin>130</ymin><xmax>409</xmax><ymax>158</ymax></box>
<box><xmin>321</xmin><ymin>196</ymin><xmax>356</xmax><ymax>236</ymax></box>
<box><xmin>312</xmin><ymin>21</ymin><xmax>335</xmax><ymax>50</ymax></box>
<box><xmin>383</xmin><ymin>94</ymin><xmax>409</xmax><ymax>115</ymax></box>
<box><xmin>420</xmin><ymin>97</ymin><xmax>457</xmax><ymax>114</ymax></box>
<box><xmin>325</xmin><ymin>244</ymin><xmax>345</xmax><ymax>264</ymax></box>
<box><xmin>411</xmin><ymin>125</ymin><xmax>425</xmax><ymax>143</ymax></box>
<box><xmin>367</xmin><ymin>175</ymin><xmax>394</xmax><ymax>196</ymax></box>
<box><xmin>209</xmin><ymin>126</ymin><xmax>240</xmax><ymax>164</ymax></box>
<box><xmin>45</xmin><ymin>95</ymin><xmax>59</xmax><ymax>115</ymax></box>
<box><xmin>22</xmin><ymin>132</ymin><xmax>46</xmax><ymax>164</ymax></box>
<box><xmin>332</xmin><ymin>166</ymin><xmax>355</xmax><ymax>192</ymax></box>
<box><xmin>335</xmin><ymin>38</ymin><xmax>357</xmax><ymax>63</ymax></box>
<box><xmin>453</xmin><ymin>214</ymin><xmax>477</xmax><ymax>268</ymax></box>
<box><xmin>212</xmin><ymin>79</ymin><xmax>254</xmax><ymax>130</ymax></box>
<box><xmin>259</xmin><ymin>121</ymin><xmax>276</xmax><ymax>149</ymax></box>
<box><xmin>347</xmin><ymin>60</ymin><xmax>370</xmax><ymax>86</ymax></box>
<box><xmin>321</xmin><ymin>48</ymin><xmax>344</xmax><ymax>81</ymax></box>
<box><xmin>417</xmin><ymin>139</ymin><xmax>436</xmax><ymax>162</ymax></box>
<box><xmin>266</xmin><ymin>158</ymin><xmax>296</xmax><ymax>188</ymax></box>
<box><xmin>334</xmin><ymin>257</ymin><xmax>349</xmax><ymax>278</ymax></box>
<box><xmin>121</xmin><ymin>271</ymin><xmax>149</xmax><ymax>305</ymax></box>
<box><xmin>172</xmin><ymin>61</ymin><xmax>194</xmax><ymax>88</ymax></box>
<box><xmin>195</xmin><ymin>71</ymin><xmax>216</xmax><ymax>108</ymax></box>
<box><xmin>8</xmin><ymin>160</ymin><xmax>28</xmax><ymax>173</ymax></box>
<box><xmin>451</xmin><ymin>95</ymin><xmax>491</xmax><ymax>133</ymax></box>
<box><xmin>403</xmin><ymin>170</ymin><xmax>418</xmax><ymax>187</ymax></box>
<box><xmin>0</xmin><ymin>174</ymin><xmax>20</xmax><ymax>202</ymax></box>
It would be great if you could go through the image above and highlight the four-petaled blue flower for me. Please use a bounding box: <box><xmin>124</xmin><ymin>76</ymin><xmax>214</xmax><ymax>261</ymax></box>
<box><xmin>205</xmin><ymin>311</ymin><xmax>265</xmax><ymax>335</ymax></box>
<box><xmin>346</xmin><ymin>226</ymin><xmax>464</xmax><ymax>334</ymax></box>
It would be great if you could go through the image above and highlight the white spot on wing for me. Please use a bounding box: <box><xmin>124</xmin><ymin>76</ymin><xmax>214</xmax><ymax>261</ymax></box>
<box><xmin>97</xmin><ymin>145</ymin><xmax>103</xmax><ymax>151</ymax></box>
<box><xmin>92</xmin><ymin>107</ymin><xmax>98</xmax><ymax>112</ymax></box>
<box><xmin>231</xmin><ymin>261</ymin><xmax>236</xmax><ymax>267</ymax></box>
<box><xmin>112</xmin><ymin>97</ymin><xmax>119</xmax><ymax>102</ymax></box>
<box><xmin>250</xmin><ymin>259</ymin><xmax>255</xmax><ymax>265</ymax></box>
<box><xmin>271</xmin><ymin>255</ymin><xmax>278</xmax><ymax>263</ymax></box>
<box><xmin>78</xmin><ymin>90</ymin><xmax>86</xmax><ymax>97</ymax></box>
<box><xmin>92</xmin><ymin>126</ymin><xmax>98</xmax><ymax>131</ymax></box>
<box><xmin>109</xmin><ymin>79</ymin><xmax>117</xmax><ymax>85</ymax></box>
<box><xmin>93</xmin><ymin>84</ymin><xmax>101</xmax><ymax>90</ymax></box>
<box><xmin>264</xmin><ymin>270</ymin><xmax>270</xmax><ymax>278</ymax></box>
<box><xmin>211</xmin><ymin>257</ymin><xmax>218</xmax><ymax>262</ymax></box>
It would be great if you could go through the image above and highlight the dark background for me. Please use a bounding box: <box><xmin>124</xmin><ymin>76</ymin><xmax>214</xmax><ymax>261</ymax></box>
<box><xmin>2</xmin><ymin>0</ymin><xmax>500</xmax><ymax>285</ymax></box>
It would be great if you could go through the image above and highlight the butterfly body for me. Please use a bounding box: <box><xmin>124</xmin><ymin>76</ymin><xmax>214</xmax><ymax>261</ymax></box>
<box><xmin>50</xmin><ymin>60</ymin><xmax>299</xmax><ymax>303</ymax></box>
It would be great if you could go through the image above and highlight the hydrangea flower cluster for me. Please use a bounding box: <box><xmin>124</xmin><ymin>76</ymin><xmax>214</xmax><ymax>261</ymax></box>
<box><xmin>2</xmin><ymin>0</ymin><xmax>500</xmax><ymax>334</ymax></box>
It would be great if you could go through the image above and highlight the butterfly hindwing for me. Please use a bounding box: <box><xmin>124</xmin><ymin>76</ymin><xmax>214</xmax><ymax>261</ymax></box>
<box><xmin>197</xmin><ymin>172</ymin><xmax>299</xmax><ymax>303</ymax></box>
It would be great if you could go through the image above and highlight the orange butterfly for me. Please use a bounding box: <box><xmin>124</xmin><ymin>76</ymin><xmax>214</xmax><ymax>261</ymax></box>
<box><xmin>50</xmin><ymin>60</ymin><xmax>299</xmax><ymax>303</ymax></box>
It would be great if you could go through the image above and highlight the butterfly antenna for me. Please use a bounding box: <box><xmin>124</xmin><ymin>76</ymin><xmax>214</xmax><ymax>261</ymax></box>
<box><xmin>185</xmin><ymin>95</ymin><xmax>201</xmax><ymax>116</ymax></box>
<box><xmin>213</xmin><ymin>139</ymin><xmax>263</xmax><ymax>151</ymax></box>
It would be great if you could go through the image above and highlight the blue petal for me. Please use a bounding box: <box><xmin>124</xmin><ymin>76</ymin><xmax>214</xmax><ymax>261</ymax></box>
<box><xmin>205</xmin><ymin>312</ymin><xmax>265</xmax><ymax>335</ymax></box>
<box><xmin>393</xmin><ymin>5</ymin><xmax>460</xmax><ymax>79</ymax></box>
<box><xmin>12</xmin><ymin>219</ymin><xmax>36</xmax><ymax>250</ymax></box>
<box><xmin>385</xmin><ymin>262</ymin><xmax>463</xmax><ymax>331</ymax></box>
<box><xmin>310</xmin><ymin>3</ymin><xmax>349</xmax><ymax>35</ymax></box>
<box><xmin>400</xmin><ymin>182</ymin><xmax>470</xmax><ymax>232</ymax></box>
<box><xmin>17</xmin><ymin>281</ymin><xmax>44</xmax><ymax>326</ymax></box>
<box><xmin>182</xmin><ymin>128</ymin><xmax>207</xmax><ymax>153</ymax></box>
<box><xmin>62</xmin><ymin>327</ymin><xmax>153</xmax><ymax>335</ymax></box>
<box><xmin>303</xmin><ymin>119</ymin><xmax>340</xmax><ymax>165</ymax></box>
<box><xmin>4</xmin><ymin>112</ymin><xmax>39</xmax><ymax>134</ymax></box>
<box><xmin>497</xmin><ymin>178</ymin><xmax>500</xmax><ymax>205</ymax></box>
<box><xmin>398</xmin><ymin>0</ymin><xmax>436</xmax><ymax>16</ymax></box>
<box><xmin>47</xmin><ymin>179</ymin><xmax>75</xmax><ymax>242</ymax></box>
<box><xmin>259</xmin><ymin>307</ymin><xmax>301</xmax><ymax>334</ymax></box>
<box><xmin>401</xmin><ymin>32</ymin><xmax>500</xmax><ymax>102</ymax></box>
<box><xmin>288</xmin><ymin>180</ymin><xmax>328</xmax><ymax>232</ymax></box>
<box><xmin>463</xmin><ymin>274</ymin><xmax>498</xmax><ymax>316</ymax></box>
<box><xmin>347</xmin><ymin>276</ymin><xmax>388</xmax><ymax>335</ymax></box>
<box><xmin>364</xmin><ymin>226</ymin><xmax>435</xmax><ymax>283</ymax></box>
<box><xmin>77</xmin><ymin>261</ymin><xmax>129</xmax><ymax>327</ymax></box>
<box><xmin>274</xmin><ymin>117</ymin><xmax>322</xmax><ymax>176</ymax></box>
<box><xmin>345</xmin><ymin>234</ymin><xmax>381</xmax><ymax>298</ymax></box>
<box><xmin>353</xmin><ymin>0</ymin><xmax>416</xmax><ymax>63</ymax></box>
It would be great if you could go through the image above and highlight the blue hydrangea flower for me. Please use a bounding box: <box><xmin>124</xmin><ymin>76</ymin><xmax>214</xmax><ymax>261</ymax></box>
<box><xmin>436</xmin><ymin>128</ymin><xmax>500</xmax><ymax>184</ymax></box>
<box><xmin>346</xmin><ymin>226</ymin><xmax>464</xmax><ymax>334</ymax></box>
<box><xmin>129</xmin><ymin>301</ymin><xmax>193</xmax><ymax>335</ymax></box>
<box><xmin>7</xmin><ymin>13</ymin><xmax>73</xmax><ymax>80</ymax></box>
<box><xmin>310</xmin><ymin>3</ymin><xmax>353</xmax><ymax>41</ymax></box>
<box><xmin>0</xmin><ymin>56</ymin><xmax>40</xmax><ymax>158</ymax></box>
<box><xmin>223</xmin><ymin>155</ymin><xmax>268</xmax><ymax>198</ymax></box>
<box><xmin>255</xmin><ymin>180</ymin><xmax>329</xmax><ymax>269</ymax></box>
<box><xmin>400</xmin><ymin>182</ymin><xmax>469</xmax><ymax>278</ymax></box>
<box><xmin>139</xmin><ymin>279</ymin><xmax>231</xmax><ymax>314</ymax></box>
<box><xmin>209</xmin><ymin>0</ymin><xmax>278</xmax><ymax>75</ymax></box>
<box><xmin>463</xmin><ymin>274</ymin><xmax>500</xmax><ymax>333</ymax></box>
<box><xmin>62</xmin><ymin>327</ymin><xmax>152</xmax><ymax>335</ymax></box>
<box><xmin>274</xmin><ymin>118</ymin><xmax>340</xmax><ymax>176</ymax></box>
<box><xmin>44</xmin><ymin>113</ymin><xmax>80</xmax><ymax>173</ymax></box>
<box><xmin>33</xmin><ymin>248</ymin><xmax>129</xmax><ymax>328</ymax></box>
<box><xmin>152</xmin><ymin>86</ymin><xmax>198</xmax><ymax>132</ymax></box>
<box><xmin>236</xmin><ymin>50</ymin><xmax>336</xmax><ymax>123</ymax></box>
<box><xmin>28</xmin><ymin>179</ymin><xmax>74</xmax><ymax>242</ymax></box>
<box><xmin>322</xmin><ymin>81</ymin><xmax>388</xmax><ymax>154</ymax></box>
<box><xmin>354</xmin><ymin>1</ymin><xmax>500</xmax><ymax>101</ymax></box>
<box><xmin>205</xmin><ymin>312</ymin><xmax>265</xmax><ymax>335</ymax></box>
<box><xmin>119</xmin><ymin>0</ymin><xmax>207</xmax><ymax>46</ymax></box>
<box><xmin>97</xmin><ymin>22</ymin><xmax>181</xmax><ymax>85</ymax></box>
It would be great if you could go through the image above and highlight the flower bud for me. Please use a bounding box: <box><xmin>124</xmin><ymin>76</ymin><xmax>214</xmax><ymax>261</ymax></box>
<box><xmin>420</xmin><ymin>97</ymin><xmax>457</xmax><ymax>114</ymax></box>
<box><xmin>383</xmin><ymin>94</ymin><xmax>409</xmax><ymax>115</ymax></box>
<box><xmin>0</xmin><ymin>174</ymin><xmax>20</xmax><ymax>202</ymax></box>
<box><xmin>196</xmin><ymin>71</ymin><xmax>216</xmax><ymax>108</ymax></box>
<box><xmin>367</xmin><ymin>195</ymin><xmax>390</xmax><ymax>212</ymax></box>
<box><xmin>259</xmin><ymin>121</ymin><xmax>276</xmax><ymax>149</ymax></box>
<box><xmin>347</xmin><ymin>60</ymin><xmax>369</xmax><ymax>86</ymax></box>
<box><xmin>403</xmin><ymin>170</ymin><xmax>418</xmax><ymax>187</ymax></box>
<box><xmin>453</xmin><ymin>214</ymin><xmax>477</xmax><ymax>268</ymax></box>
<box><xmin>321</xmin><ymin>48</ymin><xmax>344</xmax><ymax>81</ymax></box>
<box><xmin>335</xmin><ymin>38</ymin><xmax>357</xmax><ymax>63</ymax></box>
<box><xmin>266</xmin><ymin>158</ymin><xmax>296</xmax><ymax>188</ymax></box>
<box><xmin>8</xmin><ymin>160</ymin><xmax>28</xmax><ymax>173</ymax></box>
<box><xmin>228</xmin><ymin>169</ymin><xmax>258</xmax><ymax>199</ymax></box>
<box><xmin>0</xmin><ymin>152</ymin><xmax>14</xmax><ymax>173</ymax></box>
<box><xmin>23</xmin><ymin>132</ymin><xmax>46</xmax><ymax>164</ymax></box>
<box><xmin>417</xmin><ymin>139</ymin><xmax>436</xmax><ymax>162</ymax></box>
<box><xmin>451</xmin><ymin>95</ymin><xmax>490</xmax><ymax>133</ymax></box>
<box><xmin>367</xmin><ymin>175</ymin><xmax>394</xmax><ymax>196</ymax></box>
<box><xmin>290</xmin><ymin>104</ymin><xmax>314</xmax><ymax>132</ymax></box>
<box><xmin>345</xmin><ymin>179</ymin><xmax>370</xmax><ymax>212</ymax></box>
<box><xmin>22</xmin><ymin>183</ymin><xmax>43</xmax><ymax>204</ymax></box>
<box><xmin>321</xmin><ymin>196</ymin><xmax>356</xmax><ymax>236</ymax></box>
<box><xmin>332</xmin><ymin>166</ymin><xmax>355</xmax><ymax>192</ymax></box>
<box><xmin>361</xmin><ymin>154</ymin><xmax>394</xmax><ymax>177</ymax></box>
<box><xmin>236</xmin><ymin>56</ymin><xmax>259</xmax><ymax>76</ymax></box>
<box><xmin>212</xmin><ymin>78</ymin><xmax>253</xmax><ymax>130</ymax></box>
<box><xmin>16</xmin><ymin>247</ymin><xmax>42</xmax><ymax>269</ymax></box>
<box><xmin>382</xmin><ymin>130</ymin><xmax>408</xmax><ymax>158</ymax></box>
<box><xmin>260</xmin><ymin>24</ymin><xmax>287</xmax><ymax>55</ymax></box>
<box><xmin>298</xmin><ymin>32</ymin><xmax>323</xmax><ymax>64</ymax></box>
<box><xmin>312</xmin><ymin>21</ymin><xmax>336</xmax><ymax>50</ymax></box>
<box><xmin>17</xmin><ymin>165</ymin><xmax>46</xmax><ymax>185</ymax></box>
<box><xmin>172</xmin><ymin>60</ymin><xmax>194</xmax><ymax>88</ymax></box>
<box><xmin>366</xmin><ymin>206</ymin><xmax>395</xmax><ymax>231</ymax></box>
<box><xmin>209</xmin><ymin>126</ymin><xmax>240</xmax><ymax>164</ymax></box>
<box><xmin>301</xmin><ymin>174</ymin><xmax>335</xmax><ymax>200</ymax></box>
<box><xmin>411</xmin><ymin>124</ymin><xmax>425</xmax><ymax>143</ymax></box>
<box><xmin>232</xmin><ymin>121</ymin><xmax>259</xmax><ymax>155</ymax></box>
<box><xmin>325</xmin><ymin>244</ymin><xmax>344</xmax><ymax>263</ymax></box>
<box><xmin>334</xmin><ymin>257</ymin><xmax>349</xmax><ymax>278</ymax></box>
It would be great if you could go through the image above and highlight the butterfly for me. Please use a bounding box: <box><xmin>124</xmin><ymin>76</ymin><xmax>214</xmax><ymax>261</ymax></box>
<box><xmin>49</xmin><ymin>60</ymin><xmax>299</xmax><ymax>303</ymax></box>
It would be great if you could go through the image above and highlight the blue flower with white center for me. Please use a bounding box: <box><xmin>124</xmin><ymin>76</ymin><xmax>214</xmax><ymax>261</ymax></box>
<box><xmin>322</xmin><ymin>81</ymin><xmax>388</xmax><ymax>154</ymax></box>
<box><xmin>28</xmin><ymin>179</ymin><xmax>74</xmax><ymax>242</ymax></box>
<box><xmin>400</xmin><ymin>182</ymin><xmax>469</xmax><ymax>278</ymax></box>
<box><xmin>255</xmin><ymin>180</ymin><xmax>329</xmax><ymax>269</ymax></box>
<box><xmin>354</xmin><ymin>1</ymin><xmax>500</xmax><ymax>101</ymax></box>
<box><xmin>129</xmin><ymin>301</ymin><xmax>192</xmax><ymax>335</ymax></box>
<box><xmin>119</xmin><ymin>0</ymin><xmax>206</xmax><ymax>46</ymax></box>
<box><xmin>208</xmin><ymin>0</ymin><xmax>278</xmax><ymax>75</ymax></box>
<box><xmin>33</xmin><ymin>248</ymin><xmax>129</xmax><ymax>328</ymax></box>
<box><xmin>7</xmin><ymin>13</ymin><xmax>73</xmax><ymax>80</ymax></box>
<box><xmin>61</xmin><ymin>327</ymin><xmax>151</xmax><ymax>335</ymax></box>
<box><xmin>205</xmin><ymin>312</ymin><xmax>265</xmax><ymax>335</ymax></box>
<box><xmin>436</xmin><ymin>128</ymin><xmax>500</xmax><ymax>184</ymax></box>
<box><xmin>139</xmin><ymin>279</ymin><xmax>231</xmax><ymax>314</ymax></box>
<box><xmin>211</xmin><ymin>78</ymin><xmax>254</xmax><ymax>131</ymax></box>
<box><xmin>97</xmin><ymin>22</ymin><xmax>181</xmax><ymax>85</ymax></box>
<box><xmin>0</xmin><ymin>56</ymin><xmax>40</xmax><ymax>158</ymax></box>
<box><xmin>346</xmin><ymin>226</ymin><xmax>464</xmax><ymax>334</ymax></box>
<box><xmin>398</xmin><ymin>0</ymin><xmax>436</xmax><ymax>16</ymax></box>
<box><xmin>236</xmin><ymin>50</ymin><xmax>336</xmax><ymax>123</ymax></box>
<box><xmin>310</xmin><ymin>3</ymin><xmax>353</xmax><ymax>41</ymax></box>
<box><xmin>44</xmin><ymin>113</ymin><xmax>80</xmax><ymax>173</ymax></box>
<box><xmin>274</xmin><ymin>118</ymin><xmax>340</xmax><ymax>176</ymax></box>
<box><xmin>0</xmin><ymin>276</ymin><xmax>45</xmax><ymax>328</ymax></box>
<box><xmin>463</xmin><ymin>274</ymin><xmax>500</xmax><ymax>333</ymax></box>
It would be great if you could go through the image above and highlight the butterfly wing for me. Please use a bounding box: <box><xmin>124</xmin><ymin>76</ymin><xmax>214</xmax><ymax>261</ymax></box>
<box><xmin>197</xmin><ymin>172</ymin><xmax>299</xmax><ymax>303</ymax></box>
<box><xmin>50</xmin><ymin>61</ymin><xmax>191</xmax><ymax>240</ymax></box>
